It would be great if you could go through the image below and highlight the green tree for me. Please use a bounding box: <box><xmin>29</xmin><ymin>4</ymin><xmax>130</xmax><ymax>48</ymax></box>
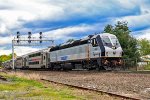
<box><xmin>103</xmin><ymin>21</ymin><xmax>140</xmax><ymax>61</ymax></box>
<box><xmin>104</xmin><ymin>24</ymin><xmax>113</xmax><ymax>33</ymax></box>
<box><xmin>138</xmin><ymin>39</ymin><xmax>150</xmax><ymax>56</ymax></box>
<box><xmin>0</xmin><ymin>53</ymin><xmax>17</xmax><ymax>67</ymax></box>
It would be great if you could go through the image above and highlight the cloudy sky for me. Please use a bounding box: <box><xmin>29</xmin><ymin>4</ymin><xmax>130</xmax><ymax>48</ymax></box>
<box><xmin>0</xmin><ymin>0</ymin><xmax>150</xmax><ymax>56</ymax></box>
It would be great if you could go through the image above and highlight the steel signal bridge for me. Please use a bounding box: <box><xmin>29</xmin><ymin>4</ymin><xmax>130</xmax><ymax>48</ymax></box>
<box><xmin>12</xmin><ymin>31</ymin><xmax>54</xmax><ymax>69</ymax></box>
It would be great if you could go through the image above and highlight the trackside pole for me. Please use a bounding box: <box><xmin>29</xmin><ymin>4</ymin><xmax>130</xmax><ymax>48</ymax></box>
<box><xmin>12</xmin><ymin>40</ymin><xmax>15</xmax><ymax>70</ymax></box>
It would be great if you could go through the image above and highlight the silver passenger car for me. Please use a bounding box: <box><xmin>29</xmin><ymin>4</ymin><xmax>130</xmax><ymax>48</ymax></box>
<box><xmin>25</xmin><ymin>49</ymin><xmax>49</xmax><ymax>69</ymax></box>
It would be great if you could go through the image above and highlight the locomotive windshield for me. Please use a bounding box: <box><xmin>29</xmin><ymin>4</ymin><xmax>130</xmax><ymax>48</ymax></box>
<box><xmin>101</xmin><ymin>36</ymin><xmax>112</xmax><ymax>47</ymax></box>
<box><xmin>110</xmin><ymin>36</ymin><xmax>120</xmax><ymax>47</ymax></box>
<box><xmin>101</xmin><ymin>36</ymin><xmax>120</xmax><ymax>48</ymax></box>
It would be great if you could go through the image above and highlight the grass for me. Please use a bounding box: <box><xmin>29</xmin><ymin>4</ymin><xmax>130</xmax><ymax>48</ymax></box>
<box><xmin>0</xmin><ymin>73</ymin><xmax>80</xmax><ymax>100</ymax></box>
<box><xmin>144</xmin><ymin>64</ymin><xmax>150</xmax><ymax>70</ymax></box>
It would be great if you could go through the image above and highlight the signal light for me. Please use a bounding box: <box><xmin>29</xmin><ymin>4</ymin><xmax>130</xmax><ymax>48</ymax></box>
<box><xmin>39</xmin><ymin>32</ymin><xmax>42</xmax><ymax>35</ymax></box>
<box><xmin>39</xmin><ymin>36</ymin><xmax>42</xmax><ymax>39</ymax></box>
<box><xmin>28</xmin><ymin>32</ymin><xmax>31</xmax><ymax>39</ymax></box>
<box><xmin>28</xmin><ymin>40</ymin><xmax>31</xmax><ymax>43</ymax></box>
<box><xmin>39</xmin><ymin>32</ymin><xmax>42</xmax><ymax>39</ymax></box>
<box><xmin>17</xmin><ymin>40</ymin><xmax>19</xmax><ymax>43</ymax></box>
<box><xmin>39</xmin><ymin>32</ymin><xmax>42</xmax><ymax>43</ymax></box>
<box><xmin>28</xmin><ymin>32</ymin><xmax>31</xmax><ymax>43</ymax></box>
<box><xmin>17</xmin><ymin>31</ymin><xmax>20</xmax><ymax>38</ymax></box>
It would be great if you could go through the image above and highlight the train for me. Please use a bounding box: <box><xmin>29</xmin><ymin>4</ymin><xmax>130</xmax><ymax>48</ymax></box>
<box><xmin>2</xmin><ymin>60</ymin><xmax>12</xmax><ymax>69</ymax></box>
<box><xmin>2</xmin><ymin>33</ymin><xmax>123</xmax><ymax>70</ymax></box>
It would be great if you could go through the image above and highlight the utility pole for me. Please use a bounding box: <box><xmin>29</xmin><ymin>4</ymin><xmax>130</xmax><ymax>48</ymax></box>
<box><xmin>12</xmin><ymin>39</ymin><xmax>15</xmax><ymax>70</ymax></box>
<box><xmin>12</xmin><ymin>31</ymin><xmax>54</xmax><ymax>70</ymax></box>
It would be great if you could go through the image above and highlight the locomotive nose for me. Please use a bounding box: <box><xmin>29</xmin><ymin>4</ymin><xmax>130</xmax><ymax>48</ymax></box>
<box><xmin>113</xmin><ymin>51</ymin><xmax>116</xmax><ymax>55</ymax></box>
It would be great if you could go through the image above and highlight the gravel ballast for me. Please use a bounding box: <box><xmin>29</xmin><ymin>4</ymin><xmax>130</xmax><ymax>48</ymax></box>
<box><xmin>18</xmin><ymin>70</ymin><xmax>150</xmax><ymax>99</ymax></box>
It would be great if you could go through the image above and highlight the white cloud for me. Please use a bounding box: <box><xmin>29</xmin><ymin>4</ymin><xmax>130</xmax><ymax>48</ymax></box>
<box><xmin>133</xmin><ymin>29</ymin><xmax>150</xmax><ymax>40</ymax></box>
<box><xmin>44</xmin><ymin>24</ymin><xmax>100</xmax><ymax>40</ymax></box>
<box><xmin>115</xmin><ymin>13</ymin><xmax>150</xmax><ymax>29</ymax></box>
<box><xmin>0</xmin><ymin>46</ymin><xmax>40</xmax><ymax>56</ymax></box>
<box><xmin>0</xmin><ymin>48</ymin><xmax>11</xmax><ymax>55</ymax></box>
<box><xmin>0</xmin><ymin>0</ymin><xmax>145</xmax><ymax>34</ymax></box>
<box><xmin>114</xmin><ymin>1</ymin><xmax>150</xmax><ymax>29</ymax></box>
<box><xmin>0</xmin><ymin>0</ymin><xmax>65</xmax><ymax>34</ymax></box>
<box><xmin>0</xmin><ymin>23</ymin><xmax>100</xmax><ymax>45</ymax></box>
<box><xmin>138</xmin><ymin>33</ymin><xmax>150</xmax><ymax>40</ymax></box>
<box><xmin>14</xmin><ymin>47</ymin><xmax>40</xmax><ymax>56</ymax></box>
<box><xmin>0</xmin><ymin>36</ymin><xmax>13</xmax><ymax>45</ymax></box>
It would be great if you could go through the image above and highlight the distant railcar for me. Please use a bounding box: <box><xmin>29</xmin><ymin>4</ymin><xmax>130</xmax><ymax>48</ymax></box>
<box><xmin>24</xmin><ymin>49</ymin><xmax>49</xmax><ymax>69</ymax></box>
<box><xmin>15</xmin><ymin>56</ymin><xmax>25</xmax><ymax>69</ymax></box>
<box><xmin>3</xmin><ymin>60</ymin><xmax>12</xmax><ymax>69</ymax></box>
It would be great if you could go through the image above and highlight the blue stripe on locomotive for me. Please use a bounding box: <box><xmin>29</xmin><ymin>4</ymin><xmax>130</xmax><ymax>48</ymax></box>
<box><xmin>61</xmin><ymin>56</ymin><xmax>68</xmax><ymax>61</ymax></box>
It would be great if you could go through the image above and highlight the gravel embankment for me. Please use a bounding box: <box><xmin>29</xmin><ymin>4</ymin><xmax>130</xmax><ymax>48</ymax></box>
<box><xmin>17</xmin><ymin>70</ymin><xmax>150</xmax><ymax>99</ymax></box>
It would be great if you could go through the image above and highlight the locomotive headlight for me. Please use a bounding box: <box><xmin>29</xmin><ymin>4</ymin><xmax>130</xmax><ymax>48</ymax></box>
<box><xmin>112</xmin><ymin>46</ymin><xmax>116</xmax><ymax>50</ymax></box>
<box><xmin>112</xmin><ymin>46</ymin><xmax>115</xmax><ymax>49</ymax></box>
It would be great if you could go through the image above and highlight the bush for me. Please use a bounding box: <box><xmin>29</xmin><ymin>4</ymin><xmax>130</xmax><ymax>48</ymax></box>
<box><xmin>144</xmin><ymin>63</ymin><xmax>150</xmax><ymax>70</ymax></box>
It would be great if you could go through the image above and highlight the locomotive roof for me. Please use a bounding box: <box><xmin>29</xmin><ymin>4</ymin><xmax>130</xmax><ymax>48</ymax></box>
<box><xmin>49</xmin><ymin>33</ymin><xmax>115</xmax><ymax>52</ymax></box>
<box><xmin>100</xmin><ymin>33</ymin><xmax>116</xmax><ymax>37</ymax></box>
<box><xmin>20</xmin><ymin>48</ymin><xmax>50</xmax><ymax>57</ymax></box>
<box><xmin>50</xmin><ymin>34</ymin><xmax>95</xmax><ymax>52</ymax></box>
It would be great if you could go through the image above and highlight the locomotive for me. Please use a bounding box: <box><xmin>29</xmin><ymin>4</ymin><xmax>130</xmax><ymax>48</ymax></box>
<box><xmin>3</xmin><ymin>33</ymin><xmax>123</xmax><ymax>70</ymax></box>
<box><xmin>49</xmin><ymin>33</ymin><xmax>123</xmax><ymax>70</ymax></box>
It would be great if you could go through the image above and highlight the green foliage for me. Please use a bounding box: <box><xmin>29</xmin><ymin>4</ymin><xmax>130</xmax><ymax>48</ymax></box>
<box><xmin>103</xmin><ymin>21</ymin><xmax>140</xmax><ymax>61</ymax></box>
<box><xmin>138</xmin><ymin>39</ymin><xmax>150</xmax><ymax>56</ymax></box>
<box><xmin>144</xmin><ymin>63</ymin><xmax>150</xmax><ymax>70</ymax></box>
<box><xmin>0</xmin><ymin>73</ymin><xmax>81</xmax><ymax>99</ymax></box>
<box><xmin>104</xmin><ymin>24</ymin><xmax>113</xmax><ymax>33</ymax></box>
<box><xmin>0</xmin><ymin>55</ymin><xmax>11</xmax><ymax>62</ymax></box>
<box><xmin>0</xmin><ymin>53</ymin><xmax>17</xmax><ymax>67</ymax></box>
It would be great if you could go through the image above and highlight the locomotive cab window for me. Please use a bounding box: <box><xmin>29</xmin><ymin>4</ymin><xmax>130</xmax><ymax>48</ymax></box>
<box><xmin>91</xmin><ymin>38</ymin><xmax>98</xmax><ymax>47</ymax></box>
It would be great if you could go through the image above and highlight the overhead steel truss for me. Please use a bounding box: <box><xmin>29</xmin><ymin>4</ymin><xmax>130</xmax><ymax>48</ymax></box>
<box><xmin>12</xmin><ymin>32</ymin><xmax>54</xmax><ymax>69</ymax></box>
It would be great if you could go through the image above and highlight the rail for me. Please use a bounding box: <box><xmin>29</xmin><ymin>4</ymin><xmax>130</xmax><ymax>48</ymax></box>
<box><xmin>41</xmin><ymin>78</ymin><xmax>140</xmax><ymax>100</ymax></box>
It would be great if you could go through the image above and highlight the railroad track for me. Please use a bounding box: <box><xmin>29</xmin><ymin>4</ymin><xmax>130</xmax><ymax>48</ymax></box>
<box><xmin>41</xmin><ymin>78</ymin><xmax>140</xmax><ymax>100</ymax></box>
<box><xmin>9</xmin><ymin>68</ymin><xmax>150</xmax><ymax>75</ymax></box>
